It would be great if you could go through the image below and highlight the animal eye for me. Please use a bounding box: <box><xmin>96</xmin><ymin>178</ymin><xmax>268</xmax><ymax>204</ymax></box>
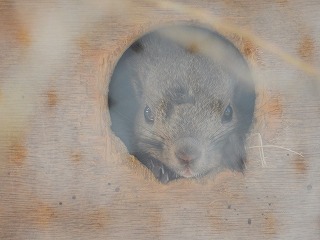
<box><xmin>144</xmin><ymin>105</ymin><xmax>154</xmax><ymax>123</ymax></box>
<box><xmin>222</xmin><ymin>104</ymin><xmax>233</xmax><ymax>123</ymax></box>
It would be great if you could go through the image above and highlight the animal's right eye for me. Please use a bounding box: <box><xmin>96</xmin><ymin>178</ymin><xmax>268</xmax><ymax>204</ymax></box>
<box><xmin>144</xmin><ymin>105</ymin><xmax>154</xmax><ymax>123</ymax></box>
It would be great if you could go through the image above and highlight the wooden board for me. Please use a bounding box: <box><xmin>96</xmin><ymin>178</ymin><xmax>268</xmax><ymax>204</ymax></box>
<box><xmin>0</xmin><ymin>0</ymin><xmax>319</xmax><ymax>239</ymax></box>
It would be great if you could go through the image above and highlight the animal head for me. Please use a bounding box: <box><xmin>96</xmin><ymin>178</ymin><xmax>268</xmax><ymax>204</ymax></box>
<box><xmin>109</xmin><ymin>24</ymin><xmax>255</xmax><ymax>179</ymax></box>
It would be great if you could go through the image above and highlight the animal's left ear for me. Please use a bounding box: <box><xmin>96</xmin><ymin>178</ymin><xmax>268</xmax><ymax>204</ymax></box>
<box><xmin>130</xmin><ymin>40</ymin><xmax>144</xmax><ymax>54</ymax></box>
<box><xmin>121</xmin><ymin>40</ymin><xmax>144</xmax><ymax>97</ymax></box>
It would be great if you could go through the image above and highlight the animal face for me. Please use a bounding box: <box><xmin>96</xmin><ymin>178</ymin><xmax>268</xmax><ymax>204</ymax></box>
<box><xmin>133</xmin><ymin>49</ymin><xmax>243</xmax><ymax>178</ymax></box>
<box><xmin>108</xmin><ymin>24</ymin><xmax>256</xmax><ymax>182</ymax></box>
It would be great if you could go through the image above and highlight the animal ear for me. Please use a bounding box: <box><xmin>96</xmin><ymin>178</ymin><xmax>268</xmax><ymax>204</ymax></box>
<box><xmin>130</xmin><ymin>40</ymin><xmax>144</xmax><ymax>53</ymax></box>
<box><xmin>121</xmin><ymin>40</ymin><xmax>144</xmax><ymax>96</ymax></box>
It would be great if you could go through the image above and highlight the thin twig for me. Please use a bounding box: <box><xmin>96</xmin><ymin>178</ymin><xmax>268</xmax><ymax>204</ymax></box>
<box><xmin>248</xmin><ymin>145</ymin><xmax>304</xmax><ymax>157</ymax></box>
<box><xmin>257</xmin><ymin>133</ymin><xmax>267</xmax><ymax>167</ymax></box>
<box><xmin>246</xmin><ymin>133</ymin><xmax>267</xmax><ymax>167</ymax></box>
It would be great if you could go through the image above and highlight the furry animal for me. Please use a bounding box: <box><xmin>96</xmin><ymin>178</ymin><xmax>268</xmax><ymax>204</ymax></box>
<box><xmin>108</xmin><ymin>24</ymin><xmax>256</xmax><ymax>183</ymax></box>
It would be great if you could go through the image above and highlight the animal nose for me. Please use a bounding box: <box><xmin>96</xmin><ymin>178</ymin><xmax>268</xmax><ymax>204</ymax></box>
<box><xmin>175</xmin><ymin>144</ymin><xmax>201</xmax><ymax>164</ymax></box>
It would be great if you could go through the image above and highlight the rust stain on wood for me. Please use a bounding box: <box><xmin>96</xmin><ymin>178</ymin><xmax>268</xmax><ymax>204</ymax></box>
<box><xmin>255</xmin><ymin>91</ymin><xmax>283</xmax><ymax>139</ymax></box>
<box><xmin>71</xmin><ymin>151</ymin><xmax>82</xmax><ymax>162</ymax></box>
<box><xmin>232</xmin><ymin>36</ymin><xmax>262</xmax><ymax>65</ymax></box>
<box><xmin>293</xmin><ymin>155</ymin><xmax>307</xmax><ymax>174</ymax></box>
<box><xmin>8</xmin><ymin>141</ymin><xmax>27</xmax><ymax>165</ymax></box>
<box><xmin>0</xmin><ymin>1</ymin><xmax>31</xmax><ymax>48</ymax></box>
<box><xmin>297</xmin><ymin>34</ymin><xmax>314</xmax><ymax>62</ymax></box>
<box><xmin>14</xmin><ymin>23</ymin><xmax>32</xmax><ymax>47</ymax></box>
<box><xmin>35</xmin><ymin>202</ymin><xmax>56</xmax><ymax>226</ymax></box>
<box><xmin>263</xmin><ymin>96</ymin><xmax>283</xmax><ymax>121</ymax></box>
<box><xmin>242</xmin><ymin>39</ymin><xmax>258</xmax><ymax>61</ymax></box>
<box><xmin>88</xmin><ymin>208</ymin><xmax>109</xmax><ymax>229</ymax></box>
<box><xmin>47</xmin><ymin>89</ymin><xmax>58</xmax><ymax>108</ymax></box>
<box><xmin>262</xmin><ymin>212</ymin><xmax>278</xmax><ymax>235</ymax></box>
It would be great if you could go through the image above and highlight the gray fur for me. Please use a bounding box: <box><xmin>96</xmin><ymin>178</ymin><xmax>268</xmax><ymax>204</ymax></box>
<box><xmin>108</xmin><ymin>24</ymin><xmax>255</xmax><ymax>183</ymax></box>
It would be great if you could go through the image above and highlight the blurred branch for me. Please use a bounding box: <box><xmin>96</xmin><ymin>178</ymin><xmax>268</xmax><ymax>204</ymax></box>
<box><xmin>149</xmin><ymin>0</ymin><xmax>320</xmax><ymax>80</ymax></box>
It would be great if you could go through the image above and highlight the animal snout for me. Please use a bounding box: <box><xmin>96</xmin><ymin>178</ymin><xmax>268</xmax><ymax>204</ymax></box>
<box><xmin>175</xmin><ymin>138</ymin><xmax>202</xmax><ymax>164</ymax></box>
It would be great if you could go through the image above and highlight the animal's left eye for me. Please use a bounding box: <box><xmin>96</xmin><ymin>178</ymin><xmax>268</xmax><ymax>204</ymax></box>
<box><xmin>222</xmin><ymin>104</ymin><xmax>233</xmax><ymax>123</ymax></box>
<box><xmin>144</xmin><ymin>105</ymin><xmax>154</xmax><ymax>123</ymax></box>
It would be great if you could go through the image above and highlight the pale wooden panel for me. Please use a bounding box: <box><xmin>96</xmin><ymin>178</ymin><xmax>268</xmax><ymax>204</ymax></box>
<box><xmin>0</xmin><ymin>0</ymin><xmax>319</xmax><ymax>239</ymax></box>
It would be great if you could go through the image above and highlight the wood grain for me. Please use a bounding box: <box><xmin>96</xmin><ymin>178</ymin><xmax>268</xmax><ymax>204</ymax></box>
<box><xmin>0</xmin><ymin>0</ymin><xmax>319</xmax><ymax>239</ymax></box>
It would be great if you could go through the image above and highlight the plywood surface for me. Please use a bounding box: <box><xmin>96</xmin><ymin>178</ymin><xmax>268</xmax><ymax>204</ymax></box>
<box><xmin>0</xmin><ymin>0</ymin><xmax>319</xmax><ymax>239</ymax></box>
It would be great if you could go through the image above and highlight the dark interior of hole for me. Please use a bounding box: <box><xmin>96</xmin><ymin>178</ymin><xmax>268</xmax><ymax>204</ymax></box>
<box><xmin>107</xmin><ymin>24</ymin><xmax>256</xmax><ymax>184</ymax></box>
